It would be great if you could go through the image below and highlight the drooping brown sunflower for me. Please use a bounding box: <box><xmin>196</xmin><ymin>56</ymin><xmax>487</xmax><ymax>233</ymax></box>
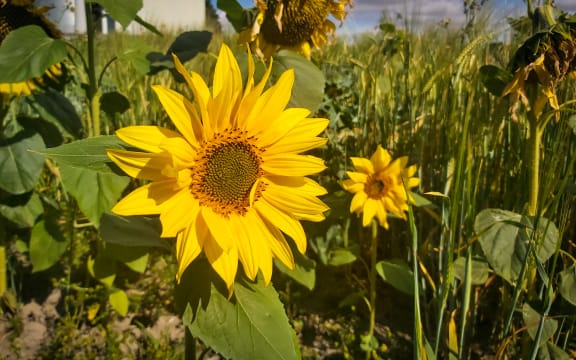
<box><xmin>239</xmin><ymin>0</ymin><xmax>353</xmax><ymax>59</ymax></box>
<box><xmin>0</xmin><ymin>0</ymin><xmax>64</xmax><ymax>95</ymax></box>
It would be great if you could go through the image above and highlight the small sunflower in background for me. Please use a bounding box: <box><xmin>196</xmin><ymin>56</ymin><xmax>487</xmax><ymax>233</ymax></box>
<box><xmin>240</xmin><ymin>0</ymin><xmax>353</xmax><ymax>59</ymax></box>
<box><xmin>0</xmin><ymin>0</ymin><xmax>64</xmax><ymax>96</ymax></box>
<box><xmin>340</xmin><ymin>145</ymin><xmax>419</xmax><ymax>229</ymax></box>
<box><xmin>107</xmin><ymin>44</ymin><xmax>329</xmax><ymax>294</ymax></box>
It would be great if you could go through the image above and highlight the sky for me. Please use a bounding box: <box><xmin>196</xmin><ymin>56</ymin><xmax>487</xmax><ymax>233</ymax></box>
<box><xmin>219</xmin><ymin>0</ymin><xmax>576</xmax><ymax>34</ymax></box>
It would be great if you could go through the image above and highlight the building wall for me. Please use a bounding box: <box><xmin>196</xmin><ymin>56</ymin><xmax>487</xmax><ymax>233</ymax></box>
<box><xmin>36</xmin><ymin>0</ymin><xmax>206</xmax><ymax>34</ymax></box>
<box><xmin>128</xmin><ymin>0</ymin><xmax>206</xmax><ymax>32</ymax></box>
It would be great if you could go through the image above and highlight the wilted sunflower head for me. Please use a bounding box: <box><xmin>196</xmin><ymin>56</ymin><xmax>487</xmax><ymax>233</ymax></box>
<box><xmin>239</xmin><ymin>0</ymin><xmax>353</xmax><ymax>59</ymax></box>
<box><xmin>0</xmin><ymin>0</ymin><xmax>64</xmax><ymax>96</ymax></box>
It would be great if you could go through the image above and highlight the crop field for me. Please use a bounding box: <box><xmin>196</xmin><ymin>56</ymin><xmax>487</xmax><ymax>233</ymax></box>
<box><xmin>0</xmin><ymin>0</ymin><xmax>575</xmax><ymax>359</ymax></box>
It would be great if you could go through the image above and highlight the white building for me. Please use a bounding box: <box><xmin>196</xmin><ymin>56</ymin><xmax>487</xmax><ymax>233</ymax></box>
<box><xmin>36</xmin><ymin>0</ymin><xmax>206</xmax><ymax>34</ymax></box>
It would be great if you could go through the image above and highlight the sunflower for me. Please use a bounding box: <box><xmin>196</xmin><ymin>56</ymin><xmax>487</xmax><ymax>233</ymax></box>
<box><xmin>107</xmin><ymin>44</ymin><xmax>329</xmax><ymax>293</ymax></box>
<box><xmin>239</xmin><ymin>0</ymin><xmax>353</xmax><ymax>59</ymax></box>
<box><xmin>0</xmin><ymin>0</ymin><xmax>63</xmax><ymax>96</ymax></box>
<box><xmin>340</xmin><ymin>145</ymin><xmax>419</xmax><ymax>229</ymax></box>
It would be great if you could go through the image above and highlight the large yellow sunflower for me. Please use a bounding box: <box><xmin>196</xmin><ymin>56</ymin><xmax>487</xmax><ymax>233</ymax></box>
<box><xmin>107</xmin><ymin>44</ymin><xmax>329</xmax><ymax>293</ymax></box>
<box><xmin>340</xmin><ymin>145</ymin><xmax>419</xmax><ymax>229</ymax></box>
<box><xmin>0</xmin><ymin>0</ymin><xmax>63</xmax><ymax>96</ymax></box>
<box><xmin>239</xmin><ymin>0</ymin><xmax>353</xmax><ymax>59</ymax></box>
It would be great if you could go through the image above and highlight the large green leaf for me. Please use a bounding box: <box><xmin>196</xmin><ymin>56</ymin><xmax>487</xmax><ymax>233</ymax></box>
<box><xmin>0</xmin><ymin>131</ymin><xmax>45</xmax><ymax>195</ymax></box>
<box><xmin>453</xmin><ymin>256</ymin><xmax>491</xmax><ymax>285</ymax></box>
<box><xmin>376</xmin><ymin>259</ymin><xmax>414</xmax><ymax>296</ymax></box>
<box><xmin>59</xmin><ymin>164</ymin><xmax>129</xmax><ymax>227</ymax></box>
<box><xmin>558</xmin><ymin>265</ymin><xmax>576</xmax><ymax>306</ymax></box>
<box><xmin>38</xmin><ymin>135</ymin><xmax>129</xmax><ymax>173</ymax></box>
<box><xmin>99</xmin><ymin>213</ymin><xmax>170</xmax><ymax>249</ymax></box>
<box><xmin>32</xmin><ymin>89</ymin><xmax>83</xmax><ymax>138</ymax></box>
<box><xmin>108</xmin><ymin>289</ymin><xmax>129</xmax><ymax>316</ymax></box>
<box><xmin>180</xmin><ymin>262</ymin><xmax>300</xmax><ymax>360</ymax></box>
<box><xmin>522</xmin><ymin>303</ymin><xmax>558</xmax><ymax>347</ymax></box>
<box><xmin>87</xmin><ymin>255</ymin><xmax>117</xmax><ymax>288</ymax></box>
<box><xmin>87</xmin><ymin>0</ymin><xmax>143</xmax><ymax>28</ymax></box>
<box><xmin>217</xmin><ymin>0</ymin><xmax>245</xmax><ymax>33</ymax></box>
<box><xmin>100</xmin><ymin>243</ymin><xmax>149</xmax><ymax>274</ymax></box>
<box><xmin>147</xmin><ymin>31</ymin><xmax>212</xmax><ymax>75</ymax></box>
<box><xmin>474</xmin><ymin>209</ymin><xmax>559</xmax><ymax>284</ymax></box>
<box><xmin>537</xmin><ymin>341</ymin><xmax>572</xmax><ymax>360</ymax></box>
<box><xmin>0</xmin><ymin>192</ymin><xmax>43</xmax><ymax>228</ymax></box>
<box><xmin>274</xmin><ymin>251</ymin><xmax>316</xmax><ymax>291</ymax></box>
<box><xmin>29</xmin><ymin>219</ymin><xmax>69</xmax><ymax>272</ymax></box>
<box><xmin>0</xmin><ymin>26</ymin><xmax>66</xmax><ymax>82</ymax></box>
<box><xmin>271</xmin><ymin>50</ymin><xmax>326</xmax><ymax>113</ymax></box>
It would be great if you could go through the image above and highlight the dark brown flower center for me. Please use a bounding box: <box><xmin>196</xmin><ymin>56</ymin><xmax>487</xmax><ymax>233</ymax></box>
<box><xmin>190</xmin><ymin>129</ymin><xmax>265</xmax><ymax>217</ymax></box>
<box><xmin>261</xmin><ymin>0</ymin><xmax>329</xmax><ymax>46</ymax></box>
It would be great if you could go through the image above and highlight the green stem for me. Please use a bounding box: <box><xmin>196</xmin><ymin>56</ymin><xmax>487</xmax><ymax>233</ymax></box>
<box><xmin>365</xmin><ymin>220</ymin><xmax>378</xmax><ymax>360</ymax></box>
<box><xmin>185</xmin><ymin>326</ymin><xmax>196</xmax><ymax>360</ymax></box>
<box><xmin>527</xmin><ymin>110</ymin><xmax>541</xmax><ymax>217</ymax></box>
<box><xmin>84</xmin><ymin>1</ymin><xmax>100</xmax><ymax>137</ymax></box>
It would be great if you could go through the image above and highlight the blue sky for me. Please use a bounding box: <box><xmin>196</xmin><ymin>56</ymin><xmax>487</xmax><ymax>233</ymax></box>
<box><xmin>216</xmin><ymin>0</ymin><xmax>576</xmax><ymax>34</ymax></box>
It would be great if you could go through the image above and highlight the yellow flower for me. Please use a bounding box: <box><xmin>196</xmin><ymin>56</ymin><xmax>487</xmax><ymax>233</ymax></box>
<box><xmin>107</xmin><ymin>44</ymin><xmax>329</xmax><ymax>293</ymax></box>
<box><xmin>0</xmin><ymin>0</ymin><xmax>63</xmax><ymax>96</ymax></box>
<box><xmin>340</xmin><ymin>145</ymin><xmax>419</xmax><ymax>229</ymax></box>
<box><xmin>239</xmin><ymin>0</ymin><xmax>353</xmax><ymax>59</ymax></box>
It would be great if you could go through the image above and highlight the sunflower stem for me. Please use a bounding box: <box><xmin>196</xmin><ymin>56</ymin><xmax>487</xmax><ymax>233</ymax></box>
<box><xmin>185</xmin><ymin>326</ymin><xmax>196</xmax><ymax>360</ymax></box>
<box><xmin>527</xmin><ymin>110</ymin><xmax>541</xmax><ymax>217</ymax></box>
<box><xmin>84</xmin><ymin>1</ymin><xmax>100</xmax><ymax>137</ymax></box>
<box><xmin>365</xmin><ymin>220</ymin><xmax>379</xmax><ymax>360</ymax></box>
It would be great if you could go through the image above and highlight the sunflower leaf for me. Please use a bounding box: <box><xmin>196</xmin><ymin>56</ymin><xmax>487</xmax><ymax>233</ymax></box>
<box><xmin>558</xmin><ymin>265</ymin><xmax>576</xmax><ymax>306</ymax></box>
<box><xmin>271</xmin><ymin>50</ymin><xmax>326</xmax><ymax>113</ymax></box>
<box><xmin>29</xmin><ymin>218</ymin><xmax>69</xmax><ymax>272</ymax></box>
<box><xmin>0</xmin><ymin>192</ymin><xmax>43</xmax><ymax>228</ymax></box>
<box><xmin>37</xmin><ymin>135</ymin><xmax>130</xmax><ymax>174</ymax></box>
<box><xmin>522</xmin><ymin>303</ymin><xmax>558</xmax><ymax>346</ymax></box>
<box><xmin>0</xmin><ymin>26</ymin><xmax>66</xmax><ymax>82</ymax></box>
<box><xmin>99</xmin><ymin>213</ymin><xmax>170</xmax><ymax>250</ymax></box>
<box><xmin>87</xmin><ymin>0</ymin><xmax>142</xmax><ymax>28</ymax></box>
<box><xmin>0</xmin><ymin>131</ymin><xmax>45</xmax><ymax>195</ymax></box>
<box><xmin>59</xmin><ymin>164</ymin><xmax>130</xmax><ymax>227</ymax></box>
<box><xmin>180</xmin><ymin>261</ymin><xmax>300</xmax><ymax>360</ymax></box>
<box><xmin>474</xmin><ymin>208</ymin><xmax>559</xmax><ymax>284</ymax></box>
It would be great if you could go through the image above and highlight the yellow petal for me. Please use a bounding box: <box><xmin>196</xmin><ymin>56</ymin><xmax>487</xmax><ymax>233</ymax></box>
<box><xmin>236</xmin><ymin>58</ymin><xmax>273</xmax><ymax>128</ymax></box>
<box><xmin>350</xmin><ymin>191</ymin><xmax>368</xmax><ymax>214</ymax></box>
<box><xmin>228</xmin><ymin>214</ymin><xmax>259</xmax><ymax>281</ymax></box>
<box><xmin>254</xmin><ymin>198</ymin><xmax>307</xmax><ymax>253</ymax></box>
<box><xmin>262</xmin><ymin>154</ymin><xmax>326</xmax><ymax>176</ymax></box>
<box><xmin>107</xmin><ymin>149</ymin><xmax>174</xmax><ymax>180</ymax></box>
<box><xmin>159</xmin><ymin>136</ymin><xmax>196</xmax><ymax>168</ymax></box>
<box><xmin>245</xmin><ymin>211</ymin><xmax>274</xmax><ymax>285</ymax></box>
<box><xmin>371</xmin><ymin>145</ymin><xmax>392</xmax><ymax>172</ymax></box>
<box><xmin>200</xmin><ymin>206</ymin><xmax>235</xmax><ymax>251</ymax></box>
<box><xmin>261</xmin><ymin>218</ymin><xmax>294</xmax><ymax>270</ymax></box>
<box><xmin>340</xmin><ymin>179</ymin><xmax>364</xmax><ymax>193</ymax></box>
<box><xmin>346</xmin><ymin>171</ymin><xmax>368</xmax><ymax>184</ymax></box>
<box><xmin>266</xmin><ymin>175</ymin><xmax>327</xmax><ymax>196</ymax></box>
<box><xmin>175</xmin><ymin>223</ymin><xmax>203</xmax><ymax>282</ymax></box>
<box><xmin>151</xmin><ymin>85</ymin><xmax>201</xmax><ymax>147</ymax></box>
<box><xmin>116</xmin><ymin>126</ymin><xmax>182</xmax><ymax>153</ymax></box>
<box><xmin>159</xmin><ymin>190</ymin><xmax>199</xmax><ymax>237</ymax></box>
<box><xmin>244</xmin><ymin>69</ymin><xmax>294</xmax><ymax>132</ymax></box>
<box><xmin>350</xmin><ymin>157</ymin><xmax>374</xmax><ymax>174</ymax></box>
<box><xmin>256</xmin><ymin>108</ymin><xmax>310</xmax><ymax>147</ymax></box>
<box><xmin>262</xmin><ymin>182</ymin><xmax>329</xmax><ymax>222</ymax></box>
<box><xmin>111</xmin><ymin>183</ymin><xmax>163</xmax><ymax>216</ymax></box>
<box><xmin>204</xmin><ymin>239</ymin><xmax>238</xmax><ymax>295</ymax></box>
<box><xmin>362</xmin><ymin>199</ymin><xmax>378</xmax><ymax>227</ymax></box>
